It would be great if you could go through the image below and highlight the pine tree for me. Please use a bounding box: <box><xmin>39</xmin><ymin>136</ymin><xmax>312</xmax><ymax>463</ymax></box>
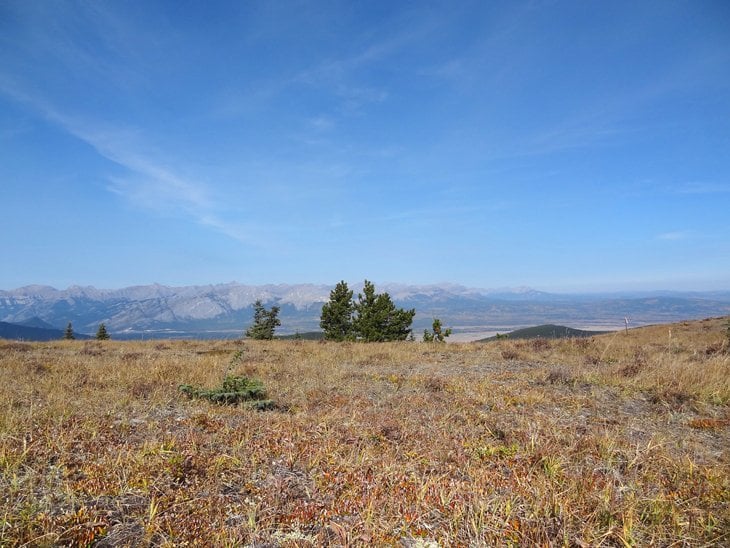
<box><xmin>244</xmin><ymin>300</ymin><xmax>281</xmax><ymax>340</ymax></box>
<box><xmin>352</xmin><ymin>280</ymin><xmax>415</xmax><ymax>342</ymax></box>
<box><xmin>64</xmin><ymin>322</ymin><xmax>75</xmax><ymax>340</ymax></box>
<box><xmin>96</xmin><ymin>323</ymin><xmax>110</xmax><ymax>340</ymax></box>
<box><xmin>423</xmin><ymin>318</ymin><xmax>452</xmax><ymax>342</ymax></box>
<box><xmin>320</xmin><ymin>280</ymin><xmax>355</xmax><ymax>341</ymax></box>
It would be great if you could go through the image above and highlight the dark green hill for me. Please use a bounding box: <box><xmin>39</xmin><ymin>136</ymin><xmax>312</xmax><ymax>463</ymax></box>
<box><xmin>480</xmin><ymin>324</ymin><xmax>608</xmax><ymax>341</ymax></box>
<box><xmin>0</xmin><ymin>321</ymin><xmax>91</xmax><ymax>341</ymax></box>
<box><xmin>277</xmin><ymin>331</ymin><xmax>324</xmax><ymax>341</ymax></box>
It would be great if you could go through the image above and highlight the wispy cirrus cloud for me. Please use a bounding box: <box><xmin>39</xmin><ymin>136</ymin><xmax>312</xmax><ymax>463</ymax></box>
<box><xmin>0</xmin><ymin>75</ymin><xmax>262</xmax><ymax>246</ymax></box>
<box><xmin>0</xmin><ymin>2</ymin><xmax>274</xmax><ymax>248</ymax></box>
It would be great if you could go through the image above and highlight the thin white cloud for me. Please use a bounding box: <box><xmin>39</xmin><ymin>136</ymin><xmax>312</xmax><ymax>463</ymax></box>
<box><xmin>0</xmin><ymin>5</ymin><xmax>261</xmax><ymax>244</ymax></box>
<box><xmin>657</xmin><ymin>230</ymin><xmax>694</xmax><ymax>241</ymax></box>
<box><xmin>282</xmin><ymin>8</ymin><xmax>448</xmax><ymax>116</ymax></box>
<box><xmin>308</xmin><ymin>116</ymin><xmax>335</xmax><ymax>132</ymax></box>
<box><xmin>325</xmin><ymin>203</ymin><xmax>488</xmax><ymax>232</ymax></box>
<box><xmin>673</xmin><ymin>182</ymin><xmax>730</xmax><ymax>195</ymax></box>
<box><xmin>212</xmin><ymin>23</ymin><xmax>407</xmax><ymax>120</ymax></box>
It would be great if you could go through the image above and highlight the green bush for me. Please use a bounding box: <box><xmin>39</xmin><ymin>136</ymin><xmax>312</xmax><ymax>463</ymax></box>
<box><xmin>179</xmin><ymin>375</ymin><xmax>274</xmax><ymax>409</ymax></box>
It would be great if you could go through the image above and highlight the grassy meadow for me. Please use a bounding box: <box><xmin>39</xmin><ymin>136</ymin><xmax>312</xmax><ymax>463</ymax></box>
<box><xmin>1</xmin><ymin>317</ymin><xmax>729</xmax><ymax>546</ymax></box>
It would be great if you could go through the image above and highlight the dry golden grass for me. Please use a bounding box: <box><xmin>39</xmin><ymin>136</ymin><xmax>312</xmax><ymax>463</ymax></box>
<box><xmin>1</xmin><ymin>317</ymin><xmax>728</xmax><ymax>546</ymax></box>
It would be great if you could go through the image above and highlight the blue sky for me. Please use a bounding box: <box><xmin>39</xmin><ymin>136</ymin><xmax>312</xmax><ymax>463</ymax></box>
<box><xmin>1</xmin><ymin>1</ymin><xmax>728</xmax><ymax>292</ymax></box>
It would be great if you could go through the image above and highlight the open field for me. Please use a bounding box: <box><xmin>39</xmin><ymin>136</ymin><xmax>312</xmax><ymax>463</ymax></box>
<box><xmin>1</xmin><ymin>317</ymin><xmax>729</xmax><ymax>546</ymax></box>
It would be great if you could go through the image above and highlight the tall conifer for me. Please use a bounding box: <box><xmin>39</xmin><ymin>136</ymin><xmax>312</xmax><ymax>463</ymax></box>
<box><xmin>245</xmin><ymin>300</ymin><xmax>281</xmax><ymax>340</ymax></box>
<box><xmin>96</xmin><ymin>323</ymin><xmax>110</xmax><ymax>340</ymax></box>
<box><xmin>320</xmin><ymin>280</ymin><xmax>355</xmax><ymax>341</ymax></box>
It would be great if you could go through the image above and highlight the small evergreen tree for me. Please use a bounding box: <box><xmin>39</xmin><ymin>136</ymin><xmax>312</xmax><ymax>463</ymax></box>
<box><xmin>244</xmin><ymin>300</ymin><xmax>281</xmax><ymax>340</ymax></box>
<box><xmin>96</xmin><ymin>323</ymin><xmax>110</xmax><ymax>340</ymax></box>
<box><xmin>352</xmin><ymin>280</ymin><xmax>415</xmax><ymax>342</ymax></box>
<box><xmin>64</xmin><ymin>322</ymin><xmax>75</xmax><ymax>340</ymax></box>
<box><xmin>423</xmin><ymin>318</ymin><xmax>452</xmax><ymax>342</ymax></box>
<box><xmin>320</xmin><ymin>280</ymin><xmax>355</xmax><ymax>341</ymax></box>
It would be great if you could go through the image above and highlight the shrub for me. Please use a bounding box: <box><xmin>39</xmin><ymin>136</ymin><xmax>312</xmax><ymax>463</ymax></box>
<box><xmin>179</xmin><ymin>375</ymin><xmax>274</xmax><ymax>409</ymax></box>
<box><xmin>423</xmin><ymin>318</ymin><xmax>452</xmax><ymax>342</ymax></box>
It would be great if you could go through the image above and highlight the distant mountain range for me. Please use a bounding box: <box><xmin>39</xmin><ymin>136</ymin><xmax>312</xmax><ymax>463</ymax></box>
<box><xmin>1</xmin><ymin>282</ymin><xmax>729</xmax><ymax>341</ymax></box>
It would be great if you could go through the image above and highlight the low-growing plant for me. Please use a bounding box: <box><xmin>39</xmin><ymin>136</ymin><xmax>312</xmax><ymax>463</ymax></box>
<box><xmin>179</xmin><ymin>375</ymin><xmax>274</xmax><ymax>409</ymax></box>
<box><xmin>545</xmin><ymin>366</ymin><xmax>573</xmax><ymax>385</ymax></box>
<box><xmin>501</xmin><ymin>348</ymin><xmax>521</xmax><ymax>360</ymax></box>
<box><xmin>474</xmin><ymin>442</ymin><xmax>520</xmax><ymax>460</ymax></box>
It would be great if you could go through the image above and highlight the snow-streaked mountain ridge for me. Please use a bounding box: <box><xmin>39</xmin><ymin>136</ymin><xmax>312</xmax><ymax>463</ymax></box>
<box><xmin>1</xmin><ymin>282</ymin><xmax>729</xmax><ymax>339</ymax></box>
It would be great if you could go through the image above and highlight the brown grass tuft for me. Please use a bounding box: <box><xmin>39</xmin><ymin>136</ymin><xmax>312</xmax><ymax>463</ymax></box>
<box><xmin>688</xmin><ymin>417</ymin><xmax>730</xmax><ymax>430</ymax></box>
<box><xmin>0</xmin><ymin>340</ymin><xmax>32</xmax><ymax>352</ymax></box>
<box><xmin>501</xmin><ymin>348</ymin><xmax>522</xmax><ymax>360</ymax></box>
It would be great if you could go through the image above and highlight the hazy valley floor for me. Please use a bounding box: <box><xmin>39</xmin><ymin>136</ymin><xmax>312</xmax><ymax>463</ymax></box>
<box><xmin>1</xmin><ymin>318</ymin><xmax>729</xmax><ymax>546</ymax></box>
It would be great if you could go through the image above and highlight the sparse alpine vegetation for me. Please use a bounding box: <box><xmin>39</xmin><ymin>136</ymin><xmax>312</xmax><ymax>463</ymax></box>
<box><xmin>0</xmin><ymin>316</ymin><xmax>728</xmax><ymax>545</ymax></box>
